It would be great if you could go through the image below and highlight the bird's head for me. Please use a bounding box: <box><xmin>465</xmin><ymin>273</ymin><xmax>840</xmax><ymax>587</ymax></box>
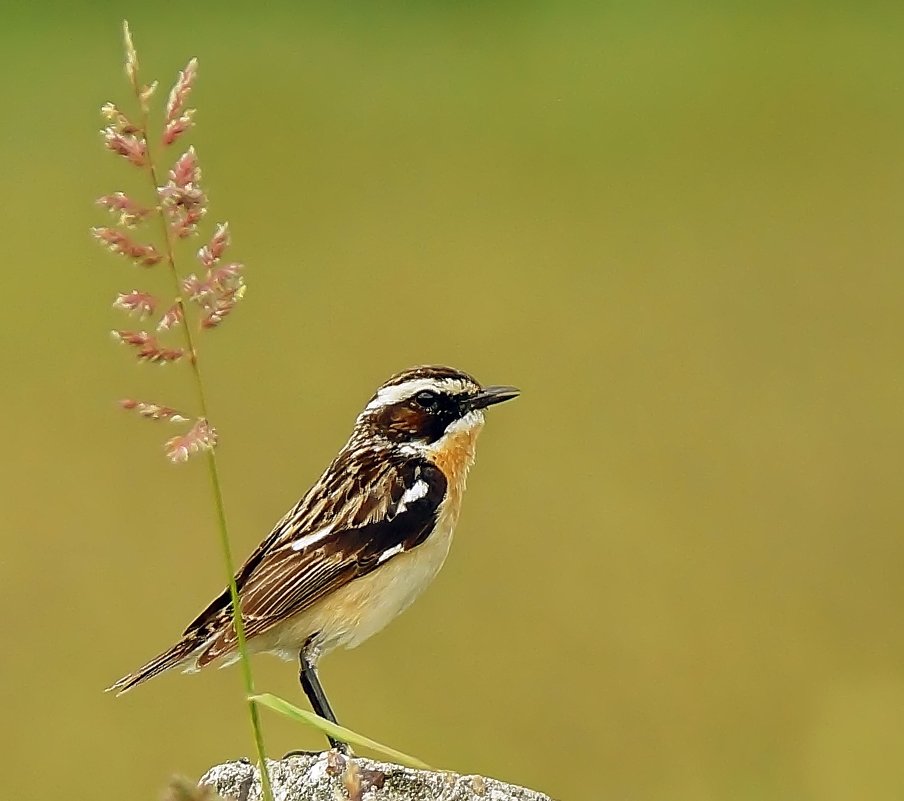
<box><xmin>355</xmin><ymin>365</ymin><xmax>519</xmax><ymax>449</ymax></box>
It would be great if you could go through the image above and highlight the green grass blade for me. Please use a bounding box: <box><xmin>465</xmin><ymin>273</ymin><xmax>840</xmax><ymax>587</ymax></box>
<box><xmin>250</xmin><ymin>693</ymin><xmax>432</xmax><ymax>770</ymax></box>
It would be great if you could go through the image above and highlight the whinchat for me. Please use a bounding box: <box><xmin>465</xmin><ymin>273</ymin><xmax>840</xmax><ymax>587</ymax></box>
<box><xmin>109</xmin><ymin>365</ymin><xmax>519</xmax><ymax>746</ymax></box>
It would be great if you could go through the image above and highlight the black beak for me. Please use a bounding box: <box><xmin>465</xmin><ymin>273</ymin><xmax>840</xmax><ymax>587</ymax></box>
<box><xmin>466</xmin><ymin>385</ymin><xmax>521</xmax><ymax>411</ymax></box>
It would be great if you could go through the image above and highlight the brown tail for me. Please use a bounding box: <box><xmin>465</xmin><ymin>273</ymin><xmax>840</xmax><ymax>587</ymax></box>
<box><xmin>106</xmin><ymin>634</ymin><xmax>203</xmax><ymax>695</ymax></box>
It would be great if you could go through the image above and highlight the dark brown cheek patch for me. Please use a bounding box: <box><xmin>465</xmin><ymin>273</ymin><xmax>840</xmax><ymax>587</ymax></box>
<box><xmin>389</xmin><ymin>406</ymin><xmax>427</xmax><ymax>436</ymax></box>
<box><xmin>372</xmin><ymin>405</ymin><xmax>430</xmax><ymax>440</ymax></box>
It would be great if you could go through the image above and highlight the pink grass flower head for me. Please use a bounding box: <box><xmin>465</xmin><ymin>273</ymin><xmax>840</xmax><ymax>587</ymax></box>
<box><xmin>97</xmin><ymin>192</ymin><xmax>150</xmax><ymax>227</ymax></box>
<box><xmin>165</xmin><ymin>418</ymin><xmax>218</xmax><ymax>463</ymax></box>
<box><xmin>113</xmin><ymin>290</ymin><xmax>157</xmax><ymax>319</ymax></box>
<box><xmin>159</xmin><ymin>147</ymin><xmax>207</xmax><ymax>238</ymax></box>
<box><xmin>198</xmin><ymin>222</ymin><xmax>230</xmax><ymax>268</ymax></box>
<box><xmin>120</xmin><ymin>399</ymin><xmax>188</xmax><ymax>423</ymax></box>
<box><xmin>93</xmin><ymin>25</ymin><xmax>248</xmax><ymax>463</ymax></box>
<box><xmin>157</xmin><ymin>303</ymin><xmax>184</xmax><ymax>331</ymax></box>
<box><xmin>163</xmin><ymin>58</ymin><xmax>198</xmax><ymax>146</ymax></box>
<box><xmin>112</xmin><ymin>330</ymin><xmax>185</xmax><ymax>364</ymax></box>
<box><xmin>91</xmin><ymin>227</ymin><xmax>162</xmax><ymax>266</ymax></box>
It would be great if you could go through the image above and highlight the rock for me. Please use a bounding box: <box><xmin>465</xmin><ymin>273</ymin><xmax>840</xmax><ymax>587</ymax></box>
<box><xmin>200</xmin><ymin>752</ymin><xmax>554</xmax><ymax>801</ymax></box>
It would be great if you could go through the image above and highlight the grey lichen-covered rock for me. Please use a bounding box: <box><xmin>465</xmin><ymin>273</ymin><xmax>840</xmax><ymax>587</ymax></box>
<box><xmin>200</xmin><ymin>752</ymin><xmax>554</xmax><ymax>801</ymax></box>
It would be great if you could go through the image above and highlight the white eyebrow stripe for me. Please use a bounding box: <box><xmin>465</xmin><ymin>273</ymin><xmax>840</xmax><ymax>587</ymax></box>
<box><xmin>395</xmin><ymin>479</ymin><xmax>429</xmax><ymax>515</ymax></box>
<box><xmin>365</xmin><ymin>378</ymin><xmax>471</xmax><ymax>410</ymax></box>
<box><xmin>289</xmin><ymin>524</ymin><xmax>335</xmax><ymax>552</ymax></box>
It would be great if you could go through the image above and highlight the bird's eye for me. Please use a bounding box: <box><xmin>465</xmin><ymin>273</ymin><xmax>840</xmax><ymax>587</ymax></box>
<box><xmin>414</xmin><ymin>390</ymin><xmax>440</xmax><ymax>410</ymax></box>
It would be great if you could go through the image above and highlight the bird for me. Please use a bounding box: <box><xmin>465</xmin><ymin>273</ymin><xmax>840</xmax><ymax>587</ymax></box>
<box><xmin>108</xmin><ymin>364</ymin><xmax>519</xmax><ymax>747</ymax></box>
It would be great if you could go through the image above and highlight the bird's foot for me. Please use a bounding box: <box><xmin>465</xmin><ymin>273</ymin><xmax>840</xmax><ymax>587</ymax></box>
<box><xmin>282</xmin><ymin>748</ymin><xmax>323</xmax><ymax>759</ymax></box>
<box><xmin>282</xmin><ymin>742</ymin><xmax>351</xmax><ymax>760</ymax></box>
<box><xmin>330</xmin><ymin>740</ymin><xmax>352</xmax><ymax>756</ymax></box>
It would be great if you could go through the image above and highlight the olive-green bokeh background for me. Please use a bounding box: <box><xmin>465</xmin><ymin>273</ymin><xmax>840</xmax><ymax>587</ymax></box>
<box><xmin>2</xmin><ymin>3</ymin><xmax>903</xmax><ymax>800</ymax></box>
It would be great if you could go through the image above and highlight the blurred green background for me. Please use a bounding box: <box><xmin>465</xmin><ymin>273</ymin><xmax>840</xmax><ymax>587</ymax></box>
<box><xmin>2</xmin><ymin>3</ymin><xmax>903</xmax><ymax>800</ymax></box>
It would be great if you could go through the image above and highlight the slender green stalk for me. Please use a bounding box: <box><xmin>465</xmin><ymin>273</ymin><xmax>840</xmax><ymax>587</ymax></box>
<box><xmin>252</xmin><ymin>694</ymin><xmax>433</xmax><ymax>770</ymax></box>
<box><xmin>122</xmin><ymin>22</ymin><xmax>273</xmax><ymax>801</ymax></box>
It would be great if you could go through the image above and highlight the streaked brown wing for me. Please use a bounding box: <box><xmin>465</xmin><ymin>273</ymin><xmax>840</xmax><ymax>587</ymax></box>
<box><xmin>196</xmin><ymin>456</ymin><xmax>446</xmax><ymax>664</ymax></box>
<box><xmin>184</xmin><ymin>445</ymin><xmax>402</xmax><ymax>635</ymax></box>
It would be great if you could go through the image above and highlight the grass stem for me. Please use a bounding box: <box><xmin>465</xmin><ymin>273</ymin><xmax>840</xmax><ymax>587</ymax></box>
<box><xmin>122</xmin><ymin>21</ymin><xmax>273</xmax><ymax>801</ymax></box>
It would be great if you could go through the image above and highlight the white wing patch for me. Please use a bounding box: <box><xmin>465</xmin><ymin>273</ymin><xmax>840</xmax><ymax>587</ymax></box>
<box><xmin>289</xmin><ymin>524</ymin><xmax>335</xmax><ymax>552</ymax></box>
<box><xmin>396</xmin><ymin>479</ymin><xmax>429</xmax><ymax>516</ymax></box>
<box><xmin>377</xmin><ymin>544</ymin><xmax>404</xmax><ymax>564</ymax></box>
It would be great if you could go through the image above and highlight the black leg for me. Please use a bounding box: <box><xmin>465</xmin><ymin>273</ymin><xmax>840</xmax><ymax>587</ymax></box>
<box><xmin>299</xmin><ymin>648</ymin><xmax>347</xmax><ymax>752</ymax></box>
